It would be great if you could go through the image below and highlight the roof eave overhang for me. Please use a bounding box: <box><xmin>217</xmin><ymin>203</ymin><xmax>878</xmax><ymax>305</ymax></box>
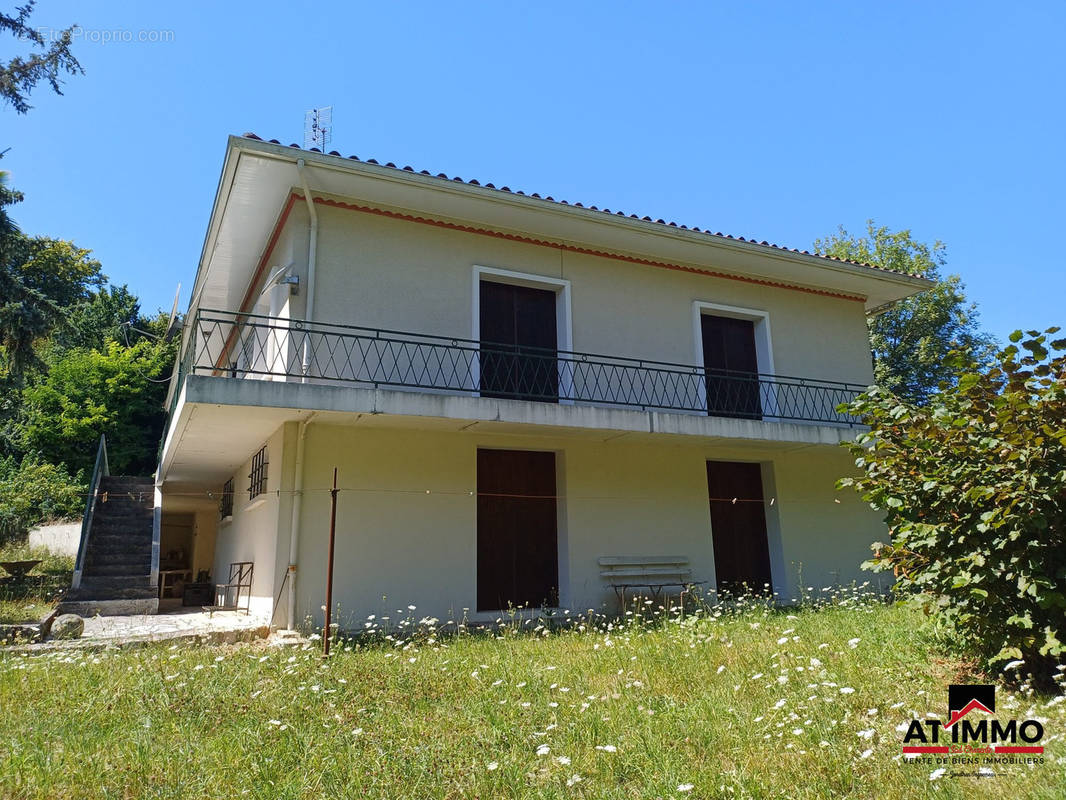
<box><xmin>186</xmin><ymin>135</ymin><xmax>933</xmax><ymax>324</ymax></box>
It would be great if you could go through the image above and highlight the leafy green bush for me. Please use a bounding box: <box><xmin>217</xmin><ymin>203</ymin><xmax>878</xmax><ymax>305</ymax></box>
<box><xmin>840</xmin><ymin>328</ymin><xmax>1065</xmax><ymax>679</ymax></box>
<box><xmin>0</xmin><ymin>455</ymin><xmax>84</xmax><ymax>544</ymax></box>
<box><xmin>20</xmin><ymin>337</ymin><xmax>175</xmax><ymax>476</ymax></box>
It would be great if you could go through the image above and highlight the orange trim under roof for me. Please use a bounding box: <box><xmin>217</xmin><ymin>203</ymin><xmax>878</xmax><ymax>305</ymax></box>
<box><xmin>215</xmin><ymin>192</ymin><xmax>300</xmax><ymax>370</ymax></box>
<box><xmin>235</xmin><ymin>191</ymin><xmax>867</xmax><ymax>319</ymax></box>
<box><xmin>313</xmin><ymin>195</ymin><xmax>867</xmax><ymax>303</ymax></box>
<box><xmin>240</xmin><ymin>132</ymin><xmax>914</xmax><ymax>280</ymax></box>
<box><xmin>237</xmin><ymin>191</ymin><xmax>300</xmax><ymax>314</ymax></box>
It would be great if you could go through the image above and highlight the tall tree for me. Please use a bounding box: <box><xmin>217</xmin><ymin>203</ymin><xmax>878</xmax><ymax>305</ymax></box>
<box><xmin>7</xmin><ymin>235</ymin><xmax>103</xmax><ymax>307</ymax></box>
<box><xmin>0</xmin><ymin>169</ymin><xmax>17</xmax><ymax>236</ymax></box>
<box><xmin>0</xmin><ymin>1</ymin><xmax>82</xmax><ymax>114</ymax></box>
<box><xmin>0</xmin><ymin>179</ymin><xmax>111</xmax><ymax>379</ymax></box>
<box><xmin>814</xmin><ymin>221</ymin><xmax>995</xmax><ymax>403</ymax></box>
<box><xmin>0</xmin><ymin>173</ymin><xmax>66</xmax><ymax>378</ymax></box>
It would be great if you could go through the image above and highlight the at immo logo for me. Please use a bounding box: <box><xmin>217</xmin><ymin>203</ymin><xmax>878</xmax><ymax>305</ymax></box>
<box><xmin>901</xmin><ymin>684</ymin><xmax>1045</xmax><ymax>754</ymax></box>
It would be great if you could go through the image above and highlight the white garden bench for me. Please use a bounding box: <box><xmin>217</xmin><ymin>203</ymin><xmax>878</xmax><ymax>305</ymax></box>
<box><xmin>598</xmin><ymin>555</ymin><xmax>705</xmax><ymax>610</ymax></box>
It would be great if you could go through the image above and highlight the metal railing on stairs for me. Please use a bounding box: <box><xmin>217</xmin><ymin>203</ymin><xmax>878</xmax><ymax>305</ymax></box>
<box><xmin>71</xmin><ymin>434</ymin><xmax>108</xmax><ymax>590</ymax></box>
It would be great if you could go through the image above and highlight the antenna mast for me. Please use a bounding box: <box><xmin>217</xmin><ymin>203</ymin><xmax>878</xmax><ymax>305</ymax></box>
<box><xmin>304</xmin><ymin>106</ymin><xmax>333</xmax><ymax>151</ymax></box>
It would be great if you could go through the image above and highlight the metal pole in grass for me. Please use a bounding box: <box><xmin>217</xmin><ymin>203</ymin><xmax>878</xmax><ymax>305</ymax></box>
<box><xmin>323</xmin><ymin>467</ymin><xmax>338</xmax><ymax>657</ymax></box>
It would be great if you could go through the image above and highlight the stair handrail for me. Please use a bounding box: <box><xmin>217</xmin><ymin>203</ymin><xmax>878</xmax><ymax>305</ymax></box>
<box><xmin>72</xmin><ymin>434</ymin><xmax>109</xmax><ymax>590</ymax></box>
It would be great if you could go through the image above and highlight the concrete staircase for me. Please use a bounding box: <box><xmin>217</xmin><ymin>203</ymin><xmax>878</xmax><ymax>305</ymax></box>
<box><xmin>60</xmin><ymin>476</ymin><xmax>158</xmax><ymax>616</ymax></box>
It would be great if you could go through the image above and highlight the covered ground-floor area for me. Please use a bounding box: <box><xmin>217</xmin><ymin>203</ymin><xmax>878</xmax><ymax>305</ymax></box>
<box><xmin>158</xmin><ymin>409</ymin><xmax>886</xmax><ymax>631</ymax></box>
<box><xmin>155</xmin><ymin>493</ymin><xmax>219</xmax><ymax>611</ymax></box>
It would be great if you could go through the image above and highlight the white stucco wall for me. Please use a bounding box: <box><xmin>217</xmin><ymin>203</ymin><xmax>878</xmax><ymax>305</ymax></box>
<box><xmin>266</xmin><ymin>202</ymin><xmax>875</xmax><ymax>387</ymax></box>
<box><xmin>176</xmin><ymin>181</ymin><xmax>896</xmax><ymax>629</ymax></box>
<box><xmin>773</xmin><ymin>446</ymin><xmax>890</xmax><ymax>597</ymax></box>
<box><xmin>285</xmin><ymin>423</ymin><xmax>882</xmax><ymax>630</ymax></box>
<box><xmin>210</xmin><ymin>424</ymin><xmax>287</xmax><ymax>615</ymax></box>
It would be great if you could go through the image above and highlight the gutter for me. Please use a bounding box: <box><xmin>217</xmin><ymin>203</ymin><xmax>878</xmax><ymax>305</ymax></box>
<box><xmin>282</xmin><ymin>157</ymin><xmax>321</xmax><ymax>629</ymax></box>
<box><xmin>296</xmin><ymin>158</ymin><xmax>318</xmax><ymax>382</ymax></box>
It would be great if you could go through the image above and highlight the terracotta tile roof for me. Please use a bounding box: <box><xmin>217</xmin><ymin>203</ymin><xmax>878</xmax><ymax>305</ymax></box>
<box><xmin>240</xmin><ymin>132</ymin><xmax>913</xmax><ymax>277</ymax></box>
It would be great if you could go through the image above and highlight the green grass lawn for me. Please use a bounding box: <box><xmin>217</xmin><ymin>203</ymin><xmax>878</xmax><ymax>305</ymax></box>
<box><xmin>1</xmin><ymin>595</ymin><xmax>1063</xmax><ymax>799</ymax></box>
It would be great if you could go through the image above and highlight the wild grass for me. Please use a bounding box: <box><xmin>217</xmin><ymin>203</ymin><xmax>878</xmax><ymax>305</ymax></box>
<box><xmin>0</xmin><ymin>600</ymin><xmax>49</xmax><ymax>626</ymax></box>
<box><xmin>0</xmin><ymin>541</ymin><xmax>73</xmax><ymax>624</ymax></box>
<box><xmin>0</xmin><ymin>592</ymin><xmax>1063</xmax><ymax>799</ymax></box>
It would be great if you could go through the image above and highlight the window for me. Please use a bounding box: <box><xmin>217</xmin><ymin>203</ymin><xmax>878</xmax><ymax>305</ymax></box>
<box><xmin>248</xmin><ymin>445</ymin><xmax>268</xmax><ymax>500</ymax></box>
<box><xmin>471</xmin><ymin>266</ymin><xmax>573</xmax><ymax>402</ymax></box>
<box><xmin>701</xmin><ymin>314</ymin><xmax>762</xmax><ymax>419</ymax></box>
<box><xmin>219</xmin><ymin>478</ymin><xmax>234</xmax><ymax>519</ymax></box>
<box><xmin>479</xmin><ymin>280</ymin><xmax>559</xmax><ymax>401</ymax></box>
<box><xmin>693</xmin><ymin>303</ymin><xmax>775</xmax><ymax>420</ymax></box>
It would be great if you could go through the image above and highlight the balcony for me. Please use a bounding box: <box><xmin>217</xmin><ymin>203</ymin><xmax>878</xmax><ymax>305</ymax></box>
<box><xmin>173</xmin><ymin>309</ymin><xmax>863</xmax><ymax>426</ymax></box>
<box><xmin>157</xmin><ymin>309</ymin><xmax>869</xmax><ymax>481</ymax></box>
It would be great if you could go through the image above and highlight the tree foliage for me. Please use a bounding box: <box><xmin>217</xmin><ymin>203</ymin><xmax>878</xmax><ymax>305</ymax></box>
<box><xmin>0</xmin><ymin>176</ymin><xmax>176</xmax><ymax>490</ymax></box>
<box><xmin>0</xmin><ymin>1</ymin><xmax>82</xmax><ymax>114</ymax></box>
<box><xmin>839</xmin><ymin>329</ymin><xmax>1066</xmax><ymax>678</ymax></box>
<box><xmin>815</xmin><ymin>221</ymin><xmax>996</xmax><ymax>404</ymax></box>
<box><xmin>7</xmin><ymin>235</ymin><xmax>103</xmax><ymax>307</ymax></box>
<box><xmin>0</xmin><ymin>59</ymin><xmax>178</xmax><ymax>536</ymax></box>
<box><xmin>0</xmin><ymin>177</ymin><xmax>112</xmax><ymax>380</ymax></box>
<box><xmin>0</xmin><ymin>174</ymin><xmax>64</xmax><ymax>377</ymax></box>
<box><xmin>50</xmin><ymin>283</ymin><xmax>142</xmax><ymax>352</ymax></box>
<box><xmin>21</xmin><ymin>338</ymin><xmax>176</xmax><ymax>476</ymax></box>
<box><xmin>0</xmin><ymin>453</ymin><xmax>82</xmax><ymax>543</ymax></box>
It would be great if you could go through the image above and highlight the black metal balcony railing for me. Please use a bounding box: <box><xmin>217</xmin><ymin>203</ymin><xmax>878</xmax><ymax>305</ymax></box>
<box><xmin>181</xmin><ymin>309</ymin><xmax>864</xmax><ymax>425</ymax></box>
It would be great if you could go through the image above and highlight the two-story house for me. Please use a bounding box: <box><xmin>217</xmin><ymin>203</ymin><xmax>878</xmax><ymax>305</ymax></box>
<box><xmin>87</xmin><ymin>134</ymin><xmax>931</xmax><ymax>627</ymax></box>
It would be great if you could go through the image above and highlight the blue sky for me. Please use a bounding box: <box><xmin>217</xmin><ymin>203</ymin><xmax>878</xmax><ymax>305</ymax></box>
<box><xmin>5</xmin><ymin>1</ymin><xmax>1063</xmax><ymax>342</ymax></box>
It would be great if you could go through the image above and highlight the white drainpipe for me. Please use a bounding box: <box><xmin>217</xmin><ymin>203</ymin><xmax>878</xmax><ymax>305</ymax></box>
<box><xmin>285</xmin><ymin>157</ymin><xmax>319</xmax><ymax>630</ymax></box>
<box><xmin>286</xmin><ymin>411</ymin><xmax>316</xmax><ymax>630</ymax></box>
<box><xmin>296</xmin><ymin>158</ymin><xmax>318</xmax><ymax>383</ymax></box>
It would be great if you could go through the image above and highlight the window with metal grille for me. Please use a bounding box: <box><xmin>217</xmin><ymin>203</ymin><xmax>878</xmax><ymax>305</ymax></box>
<box><xmin>219</xmin><ymin>478</ymin><xmax>234</xmax><ymax>519</ymax></box>
<box><xmin>248</xmin><ymin>445</ymin><xmax>268</xmax><ymax>499</ymax></box>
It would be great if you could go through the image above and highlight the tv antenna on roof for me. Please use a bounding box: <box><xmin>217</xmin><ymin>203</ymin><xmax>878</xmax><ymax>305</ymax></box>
<box><xmin>304</xmin><ymin>106</ymin><xmax>333</xmax><ymax>151</ymax></box>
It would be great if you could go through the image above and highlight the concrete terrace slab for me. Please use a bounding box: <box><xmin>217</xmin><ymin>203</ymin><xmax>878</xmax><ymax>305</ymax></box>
<box><xmin>161</xmin><ymin>374</ymin><xmax>864</xmax><ymax>484</ymax></box>
<box><xmin>82</xmin><ymin>608</ymin><xmax>271</xmax><ymax>642</ymax></box>
<box><xmin>3</xmin><ymin>608</ymin><xmax>272</xmax><ymax>653</ymax></box>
